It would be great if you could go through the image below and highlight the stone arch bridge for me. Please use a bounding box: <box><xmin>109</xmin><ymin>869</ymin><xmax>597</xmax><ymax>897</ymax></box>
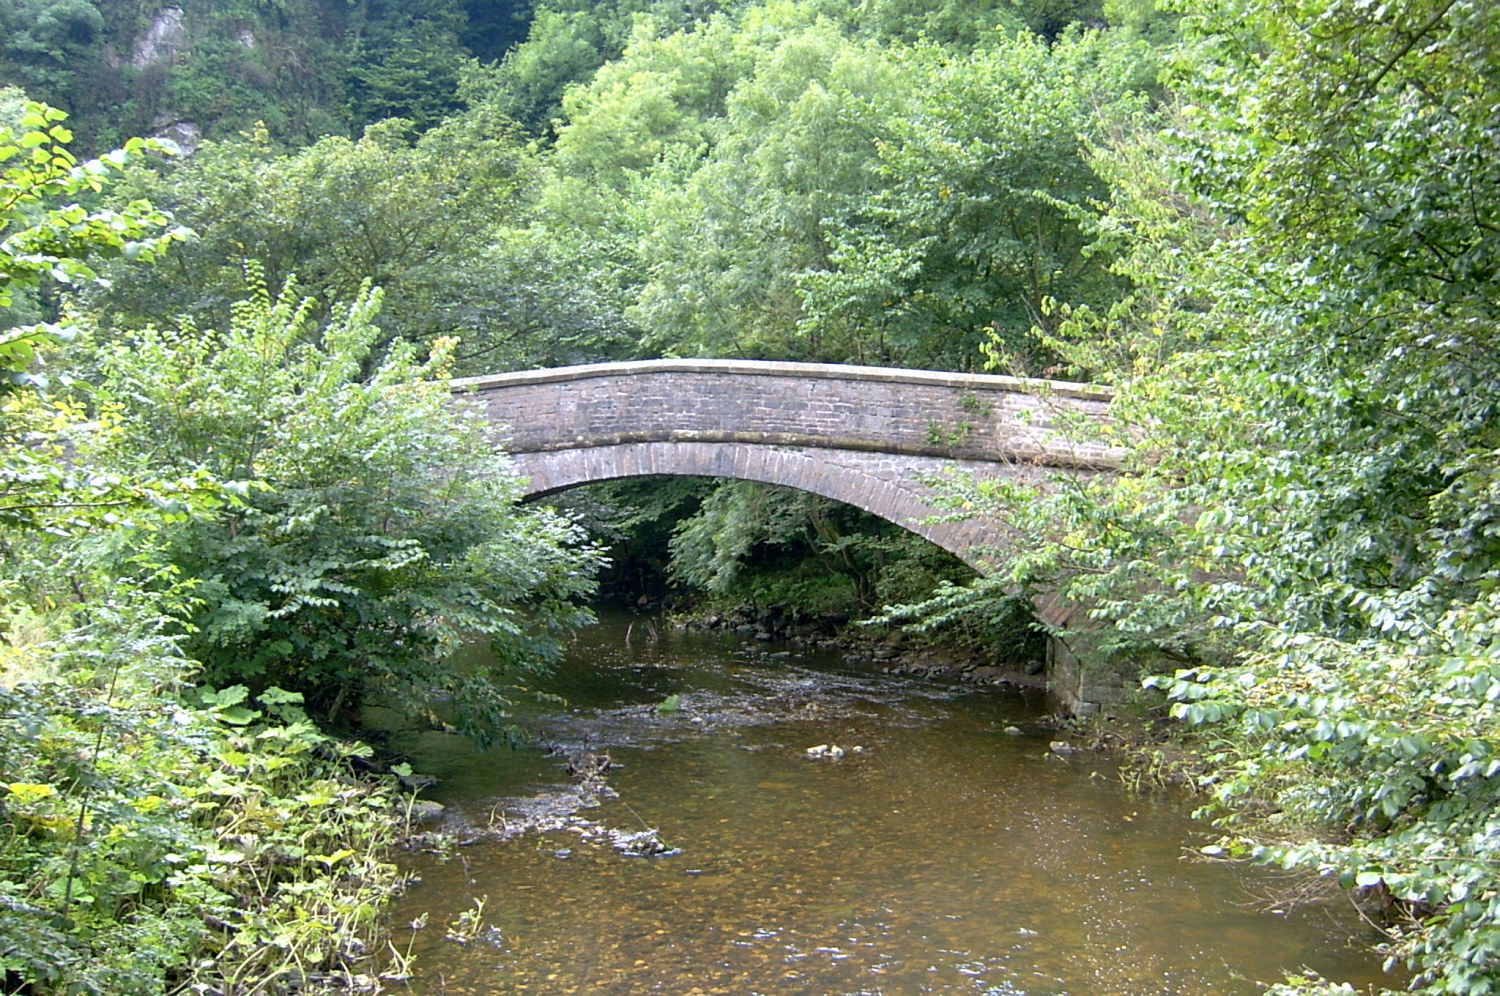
<box><xmin>453</xmin><ymin>359</ymin><xmax>1121</xmax><ymax>572</ymax></box>
<box><xmin>452</xmin><ymin>359</ymin><xmax>1128</xmax><ymax>713</ymax></box>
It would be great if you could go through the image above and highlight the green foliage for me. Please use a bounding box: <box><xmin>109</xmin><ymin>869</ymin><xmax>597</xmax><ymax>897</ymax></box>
<box><xmin>531</xmin><ymin>11</ymin><xmax>1157</xmax><ymax>367</ymax></box>
<box><xmin>0</xmin><ymin>103</ymin><xmax>420</xmax><ymax>996</ymax></box>
<box><xmin>345</xmin><ymin>1</ymin><xmax>470</xmax><ymax>130</ymax></box>
<box><xmin>0</xmin><ymin>0</ymin><xmax>101</xmax><ymax>63</ymax></box>
<box><xmin>912</xmin><ymin>0</ymin><xmax>1500</xmax><ymax>991</ymax></box>
<box><xmin>1026</xmin><ymin>0</ymin><xmax>1500</xmax><ymax>648</ymax></box>
<box><xmin>546</xmin><ymin>477</ymin><xmax>714</xmax><ymax>594</ymax></box>
<box><xmin>875</xmin><ymin>577</ymin><xmax>1047</xmax><ymax>657</ymax></box>
<box><xmin>1150</xmin><ymin>603</ymin><xmax>1500</xmax><ymax>994</ymax></box>
<box><xmin>488</xmin><ymin>0</ymin><xmax>1116</xmax><ymax>134</ymax></box>
<box><xmin>549</xmin><ymin>14</ymin><xmax>751</xmax><ymax>185</ymax></box>
<box><xmin>629</xmin><ymin>21</ymin><xmax>916</xmax><ymax>361</ymax></box>
<box><xmin>154</xmin><ymin>3</ymin><xmax>352</xmax><ymax>145</ymax></box>
<box><xmin>0</xmin><ymin>0</ymin><xmax>102</xmax><ymax>106</ymax></box>
<box><xmin>474</xmin><ymin>7</ymin><xmax>620</xmax><ymax>132</ymax></box>
<box><xmin>0</xmin><ymin>102</ymin><xmax>215</xmax><ymax>546</ymax></box>
<box><xmin>457</xmin><ymin>0</ymin><xmax>532</xmax><ymax>63</ymax></box>
<box><xmin>668</xmin><ymin>480</ymin><xmax>971</xmax><ymax>613</ymax></box>
<box><xmin>55</xmin><ymin>1</ymin><xmax>1167</xmax><ymax>378</ymax></box>
<box><xmin>0</xmin><ymin>0</ymin><xmax>1148</xmax><ymax>157</ymax></box>
<box><xmin>83</xmin><ymin>272</ymin><xmax>604</xmax><ymax>734</ymax></box>
<box><xmin>798</xmin><ymin>30</ymin><xmax>1154</xmax><ymax>370</ymax></box>
<box><xmin>669</xmin><ymin>480</ymin><xmax>813</xmax><ymax>593</ymax></box>
<box><xmin>0</xmin><ymin>604</ymin><xmax>406</xmax><ymax>995</ymax></box>
<box><xmin>1146</xmin><ymin>3</ymin><xmax>1500</xmax><ymax>986</ymax></box>
<box><xmin>801</xmin><ymin>0</ymin><xmax>1031</xmax><ymax>46</ymax></box>
<box><xmin>0</xmin><ymin>102</ymin><xmax>186</xmax><ymax>363</ymax></box>
<box><xmin>0</xmin><ymin>0</ymin><xmax>524</xmax><ymax>153</ymax></box>
<box><xmin>88</xmin><ymin>114</ymin><xmax>609</xmax><ymax>373</ymax></box>
<box><xmin>477</xmin><ymin>0</ymin><xmax>737</xmax><ymax>132</ymax></box>
<box><xmin>0</xmin><ymin>99</ymin><xmax>610</xmax><ymax>996</ymax></box>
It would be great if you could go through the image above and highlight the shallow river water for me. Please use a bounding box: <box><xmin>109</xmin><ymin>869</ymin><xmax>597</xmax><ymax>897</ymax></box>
<box><xmin>388</xmin><ymin>613</ymin><xmax>1396</xmax><ymax>995</ymax></box>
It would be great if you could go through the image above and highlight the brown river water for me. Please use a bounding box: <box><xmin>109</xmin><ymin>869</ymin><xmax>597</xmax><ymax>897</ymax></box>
<box><xmin>386</xmin><ymin>612</ymin><xmax>1396</xmax><ymax>995</ymax></box>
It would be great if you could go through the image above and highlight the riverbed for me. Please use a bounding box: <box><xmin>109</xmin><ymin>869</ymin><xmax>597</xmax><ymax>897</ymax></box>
<box><xmin>387</xmin><ymin>613</ymin><xmax>1395</xmax><ymax>995</ymax></box>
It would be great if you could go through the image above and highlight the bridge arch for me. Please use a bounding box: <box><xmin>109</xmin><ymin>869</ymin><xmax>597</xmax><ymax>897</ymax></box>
<box><xmin>515</xmin><ymin>440</ymin><xmax>1025</xmax><ymax>572</ymax></box>
<box><xmin>453</xmin><ymin>359</ymin><xmax>1128</xmax><ymax>714</ymax></box>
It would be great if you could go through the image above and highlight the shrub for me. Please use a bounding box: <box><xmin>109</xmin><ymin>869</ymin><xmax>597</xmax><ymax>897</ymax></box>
<box><xmin>83</xmin><ymin>271</ymin><xmax>604</xmax><ymax>737</ymax></box>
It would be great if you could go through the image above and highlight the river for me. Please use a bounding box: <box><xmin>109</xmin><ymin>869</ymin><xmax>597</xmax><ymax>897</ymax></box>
<box><xmin>386</xmin><ymin>611</ymin><xmax>1396</xmax><ymax>995</ymax></box>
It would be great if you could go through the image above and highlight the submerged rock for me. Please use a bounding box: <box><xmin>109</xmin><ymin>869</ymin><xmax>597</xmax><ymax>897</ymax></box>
<box><xmin>408</xmin><ymin>800</ymin><xmax>446</xmax><ymax>823</ymax></box>
<box><xmin>610</xmin><ymin>828</ymin><xmax>680</xmax><ymax>857</ymax></box>
<box><xmin>567</xmin><ymin>751</ymin><xmax>613</xmax><ymax>782</ymax></box>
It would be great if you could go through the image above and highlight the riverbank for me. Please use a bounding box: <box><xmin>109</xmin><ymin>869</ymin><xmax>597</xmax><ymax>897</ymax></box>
<box><xmin>671</xmin><ymin>601</ymin><xmax>1048</xmax><ymax>691</ymax></box>
<box><xmin>0</xmin><ymin>630</ymin><xmax>414</xmax><ymax>996</ymax></box>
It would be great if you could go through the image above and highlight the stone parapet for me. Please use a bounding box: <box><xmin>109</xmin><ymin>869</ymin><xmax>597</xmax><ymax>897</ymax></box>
<box><xmin>454</xmin><ymin>359</ymin><xmax>1122</xmax><ymax>471</ymax></box>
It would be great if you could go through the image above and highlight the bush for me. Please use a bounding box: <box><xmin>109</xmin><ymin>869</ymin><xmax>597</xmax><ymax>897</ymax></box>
<box><xmin>83</xmin><ymin>271</ymin><xmax>604</xmax><ymax>737</ymax></box>
<box><xmin>0</xmin><ymin>602</ymin><xmax>406</xmax><ymax>995</ymax></box>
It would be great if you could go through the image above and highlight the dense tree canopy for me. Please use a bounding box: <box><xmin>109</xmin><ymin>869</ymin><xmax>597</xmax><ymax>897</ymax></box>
<box><xmin>918</xmin><ymin>1</ymin><xmax>1500</xmax><ymax>991</ymax></box>
<box><xmin>88</xmin><ymin>111</ymin><xmax>634</xmax><ymax>373</ymax></box>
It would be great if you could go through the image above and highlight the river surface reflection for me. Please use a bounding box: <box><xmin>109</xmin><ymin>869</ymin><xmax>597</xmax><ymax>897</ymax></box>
<box><xmin>389</xmin><ymin>612</ymin><xmax>1395</xmax><ymax>995</ymax></box>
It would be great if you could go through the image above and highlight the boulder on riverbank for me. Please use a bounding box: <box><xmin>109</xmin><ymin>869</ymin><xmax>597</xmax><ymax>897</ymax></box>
<box><xmin>877</xmin><ymin>647</ymin><xmax>1046</xmax><ymax>691</ymax></box>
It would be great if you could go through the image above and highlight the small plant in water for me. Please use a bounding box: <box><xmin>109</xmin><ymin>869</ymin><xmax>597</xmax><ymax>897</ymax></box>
<box><xmin>382</xmin><ymin>913</ymin><xmax>429</xmax><ymax>983</ymax></box>
<box><xmin>445</xmin><ymin>897</ymin><xmax>493</xmax><ymax>945</ymax></box>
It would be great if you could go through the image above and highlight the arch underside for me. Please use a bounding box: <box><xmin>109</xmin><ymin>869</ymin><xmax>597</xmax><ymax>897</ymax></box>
<box><xmin>512</xmin><ymin>441</ymin><xmax>1047</xmax><ymax>572</ymax></box>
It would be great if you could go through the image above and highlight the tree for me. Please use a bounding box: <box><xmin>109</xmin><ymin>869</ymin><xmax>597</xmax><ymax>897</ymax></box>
<box><xmin>0</xmin><ymin>101</ymin><xmax>182</xmax><ymax>359</ymax></box>
<box><xmin>802</xmin><ymin>0</ymin><xmax>1029</xmax><ymax>46</ymax></box>
<box><xmin>548</xmin><ymin>13</ymin><xmax>749</xmax><ymax>185</ymax></box>
<box><xmin>667</xmin><ymin>479</ymin><xmax>971</xmax><ymax>613</ymax></box>
<box><xmin>1144</xmin><ymin>6</ymin><xmax>1500</xmax><ymax>988</ymax></box>
<box><xmin>0</xmin><ymin>102</ymin><xmax>573</xmax><ymax>994</ymax></box>
<box><xmin>0</xmin><ymin>0</ymin><xmax>103</xmax><ymax>107</ymax></box>
<box><xmin>87</xmin><ymin>110</ymin><xmax>619</xmax><ymax>374</ymax></box>
<box><xmin>83</xmin><ymin>272</ymin><xmax>605</xmax><ymax>735</ymax></box>
<box><xmin>474</xmin><ymin>0</ymin><xmax>736</xmax><ymax>133</ymax></box>
<box><xmin>628</xmin><ymin>22</ymin><xmax>917</xmax><ymax>361</ymax></box>
<box><xmin>935</xmin><ymin>2</ymin><xmax>1500</xmax><ymax>991</ymax></box>
<box><xmin>1129</xmin><ymin>0</ymin><xmax>1500</xmax><ymax>638</ymax></box>
<box><xmin>798</xmin><ymin>30</ymin><xmax>1155</xmax><ymax>371</ymax></box>
<box><xmin>0</xmin><ymin>100</ymin><xmax>205</xmax><ymax>549</ymax></box>
<box><xmin>540</xmin><ymin>14</ymin><xmax>1156</xmax><ymax>368</ymax></box>
<box><xmin>458</xmin><ymin>0</ymin><xmax>532</xmax><ymax>63</ymax></box>
<box><xmin>345</xmin><ymin>0</ymin><xmax>469</xmax><ymax>131</ymax></box>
